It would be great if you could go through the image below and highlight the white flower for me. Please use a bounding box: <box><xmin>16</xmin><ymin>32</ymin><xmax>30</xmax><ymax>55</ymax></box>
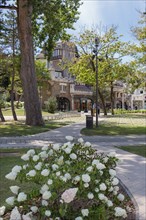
<box><xmin>48</xmin><ymin>149</ymin><xmax>53</xmax><ymax>156</ymax></box>
<box><xmin>112</xmin><ymin>177</ymin><xmax>119</xmax><ymax>186</ymax></box>
<box><xmin>114</xmin><ymin>186</ymin><xmax>119</xmax><ymax>192</ymax></box>
<box><xmin>92</xmin><ymin>159</ymin><xmax>99</xmax><ymax>166</ymax></box>
<box><xmin>52</xmin><ymin>164</ymin><xmax>59</xmax><ymax>171</ymax></box>
<box><xmin>86</xmin><ymin>166</ymin><xmax>93</xmax><ymax>172</ymax></box>
<box><xmin>5</xmin><ymin>172</ymin><xmax>17</xmax><ymax>180</ymax></box>
<box><xmin>60</xmin><ymin>176</ymin><xmax>67</xmax><ymax>182</ymax></box>
<box><xmin>108</xmin><ymin>186</ymin><xmax>114</xmax><ymax>192</ymax></box>
<box><xmin>39</xmin><ymin>151</ymin><xmax>48</xmax><ymax>159</ymax></box>
<box><xmin>45</xmin><ymin>210</ymin><xmax>51</xmax><ymax>217</ymax></box>
<box><xmin>21</xmin><ymin>154</ymin><xmax>29</xmax><ymax>161</ymax></box>
<box><xmin>84</xmin><ymin>142</ymin><xmax>91</xmax><ymax>147</ymax></box>
<box><xmin>41</xmin><ymin>169</ymin><xmax>50</xmax><ymax>176</ymax></box>
<box><xmin>42</xmin><ymin>146</ymin><xmax>49</xmax><ymax>151</ymax></box>
<box><xmin>17</xmin><ymin>192</ymin><xmax>27</xmax><ymax>202</ymax></box>
<box><xmin>0</xmin><ymin>217</ymin><xmax>3</xmax><ymax>220</ymax></box>
<box><xmin>35</xmin><ymin>162</ymin><xmax>42</xmax><ymax>170</ymax></box>
<box><xmin>48</xmin><ymin>179</ymin><xmax>53</xmax><ymax>185</ymax></box>
<box><xmin>5</xmin><ymin>197</ymin><xmax>15</xmax><ymax>206</ymax></box>
<box><xmin>114</xmin><ymin>207</ymin><xmax>127</xmax><ymax>218</ymax></box>
<box><xmin>87</xmin><ymin>192</ymin><xmax>94</xmax><ymax>199</ymax></box>
<box><xmin>103</xmin><ymin>157</ymin><xmax>108</xmax><ymax>163</ymax></box>
<box><xmin>27</xmin><ymin>170</ymin><xmax>36</xmax><ymax>177</ymax></box>
<box><xmin>12</xmin><ymin>165</ymin><xmax>22</xmax><ymax>173</ymax></box>
<box><xmin>10</xmin><ymin>206</ymin><xmax>21</xmax><ymax>220</ymax></box>
<box><xmin>65</xmin><ymin>160</ymin><xmax>71</xmax><ymax>165</ymax></box>
<box><xmin>95</xmin><ymin>187</ymin><xmax>99</xmax><ymax>193</ymax></box>
<box><xmin>109</xmin><ymin>151</ymin><xmax>116</xmax><ymax>157</ymax></box>
<box><xmin>42</xmin><ymin>200</ymin><xmax>48</xmax><ymax>206</ymax></box>
<box><xmin>42</xmin><ymin>191</ymin><xmax>51</xmax><ymax>200</ymax></box>
<box><xmin>64</xmin><ymin>173</ymin><xmax>71</xmax><ymax>180</ymax></box>
<box><xmin>27</xmin><ymin>149</ymin><xmax>35</xmax><ymax>156</ymax></box>
<box><xmin>98</xmin><ymin>193</ymin><xmax>105</xmax><ymax>200</ymax></box>
<box><xmin>99</xmin><ymin>183</ymin><xmax>107</xmax><ymax>191</ymax></box>
<box><xmin>117</xmin><ymin>193</ymin><xmax>125</xmax><ymax>201</ymax></box>
<box><xmin>109</xmin><ymin>169</ymin><xmax>116</xmax><ymax>177</ymax></box>
<box><xmin>65</xmin><ymin>136</ymin><xmax>74</xmax><ymax>141</ymax></box>
<box><xmin>22</xmin><ymin>212</ymin><xmax>32</xmax><ymax>220</ymax></box>
<box><xmin>70</xmin><ymin>153</ymin><xmax>77</xmax><ymax>160</ymax></box>
<box><xmin>78</xmin><ymin>138</ymin><xmax>84</xmax><ymax>143</ymax></box>
<box><xmin>23</xmin><ymin>164</ymin><xmax>28</xmax><ymax>169</ymax></box>
<box><xmin>84</xmin><ymin>183</ymin><xmax>89</xmax><ymax>188</ymax></box>
<box><xmin>10</xmin><ymin>186</ymin><xmax>20</xmax><ymax>195</ymax></box>
<box><xmin>53</xmin><ymin>143</ymin><xmax>60</xmax><ymax>151</ymax></box>
<box><xmin>64</xmin><ymin>147</ymin><xmax>72</xmax><ymax>154</ymax></box>
<box><xmin>96</xmin><ymin>163</ymin><xmax>106</xmax><ymax>170</ymax></box>
<box><xmin>107</xmin><ymin>200</ymin><xmax>113</xmax><ymax>207</ymax></box>
<box><xmin>32</xmin><ymin>155</ymin><xmax>39</xmax><ymax>162</ymax></box>
<box><xmin>0</xmin><ymin>206</ymin><xmax>5</xmax><ymax>216</ymax></box>
<box><xmin>40</xmin><ymin>184</ymin><xmax>49</xmax><ymax>194</ymax></box>
<box><xmin>56</xmin><ymin>171</ymin><xmax>61</xmax><ymax>176</ymax></box>
<box><xmin>75</xmin><ymin>217</ymin><xmax>83</xmax><ymax>220</ymax></box>
<box><xmin>30</xmin><ymin>206</ymin><xmax>38</xmax><ymax>213</ymax></box>
<box><xmin>74</xmin><ymin>176</ymin><xmax>80</xmax><ymax>182</ymax></box>
<box><xmin>81</xmin><ymin>209</ymin><xmax>89</xmax><ymax>216</ymax></box>
<box><xmin>82</xmin><ymin>174</ymin><xmax>91</xmax><ymax>183</ymax></box>
<box><xmin>61</xmin><ymin>188</ymin><xmax>78</xmax><ymax>203</ymax></box>
<box><xmin>57</xmin><ymin>156</ymin><xmax>64</xmax><ymax>165</ymax></box>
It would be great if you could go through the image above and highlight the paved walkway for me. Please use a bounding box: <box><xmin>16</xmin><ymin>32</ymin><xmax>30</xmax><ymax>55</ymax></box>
<box><xmin>0</xmin><ymin>121</ymin><xmax>146</xmax><ymax>219</ymax></box>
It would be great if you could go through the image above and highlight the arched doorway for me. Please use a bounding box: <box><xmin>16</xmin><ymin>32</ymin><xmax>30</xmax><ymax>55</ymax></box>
<box><xmin>57</xmin><ymin>97</ymin><xmax>70</xmax><ymax>111</ymax></box>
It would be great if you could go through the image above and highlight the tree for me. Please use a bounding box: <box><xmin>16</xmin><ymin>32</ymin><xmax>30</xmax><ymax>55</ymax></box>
<box><xmin>35</xmin><ymin>60</ymin><xmax>51</xmax><ymax>108</ymax></box>
<box><xmin>1</xmin><ymin>10</ymin><xmax>20</xmax><ymax>121</ymax></box>
<box><xmin>0</xmin><ymin>0</ymin><xmax>81</xmax><ymax>125</ymax></box>
<box><xmin>69</xmin><ymin>26</ymin><xmax>130</xmax><ymax>114</ymax></box>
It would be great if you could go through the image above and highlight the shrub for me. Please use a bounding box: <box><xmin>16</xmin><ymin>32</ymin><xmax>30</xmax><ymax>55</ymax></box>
<box><xmin>1</xmin><ymin>137</ymin><xmax>128</xmax><ymax>220</ymax></box>
<box><xmin>45</xmin><ymin>97</ymin><xmax>57</xmax><ymax>113</ymax></box>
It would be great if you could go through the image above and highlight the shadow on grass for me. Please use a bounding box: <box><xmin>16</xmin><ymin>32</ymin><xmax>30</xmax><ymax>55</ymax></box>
<box><xmin>81</xmin><ymin>124</ymin><xmax>146</xmax><ymax>135</ymax></box>
<box><xmin>116</xmin><ymin>145</ymin><xmax>146</xmax><ymax>158</ymax></box>
<box><xmin>0</xmin><ymin>121</ymin><xmax>69</xmax><ymax>137</ymax></box>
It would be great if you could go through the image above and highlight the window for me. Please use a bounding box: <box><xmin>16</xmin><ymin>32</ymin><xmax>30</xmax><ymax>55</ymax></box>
<box><xmin>52</xmin><ymin>49</ymin><xmax>62</xmax><ymax>57</ymax></box>
<box><xmin>55</xmin><ymin>71</ymin><xmax>62</xmax><ymax>78</ymax></box>
<box><xmin>60</xmin><ymin>83</ymin><xmax>67</xmax><ymax>93</ymax></box>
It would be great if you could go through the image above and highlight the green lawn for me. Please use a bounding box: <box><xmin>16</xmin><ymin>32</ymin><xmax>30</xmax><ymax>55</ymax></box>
<box><xmin>81</xmin><ymin>124</ymin><xmax>146</xmax><ymax>135</ymax></box>
<box><xmin>116</xmin><ymin>145</ymin><xmax>146</xmax><ymax>158</ymax></box>
<box><xmin>0</xmin><ymin>121</ymin><xmax>69</xmax><ymax>137</ymax></box>
<box><xmin>82</xmin><ymin>114</ymin><xmax>146</xmax><ymax>135</ymax></box>
<box><xmin>0</xmin><ymin>148</ymin><xmax>42</xmax><ymax>206</ymax></box>
<box><xmin>2</xmin><ymin>108</ymin><xmax>53</xmax><ymax>116</ymax></box>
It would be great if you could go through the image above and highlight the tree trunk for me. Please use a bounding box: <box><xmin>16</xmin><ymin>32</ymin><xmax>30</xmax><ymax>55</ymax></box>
<box><xmin>110</xmin><ymin>81</ymin><xmax>114</xmax><ymax>115</ymax></box>
<box><xmin>98</xmin><ymin>88</ymin><xmax>107</xmax><ymax>115</ymax></box>
<box><xmin>17</xmin><ymin>0</ymin><xmax>44</xmax><ymax>125</ymax></box>
<box><xmin>0</xmin><ymin>107</ymin><xmax>5</xmax><ymax>122</ymax></box>
<box><xmin>11</xmin><ymin>18</ymin><xmax>17</xmax><ymax>121</ymax></box>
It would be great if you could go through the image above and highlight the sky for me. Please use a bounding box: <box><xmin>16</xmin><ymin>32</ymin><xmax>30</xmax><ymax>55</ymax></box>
<box><xmin>72</xmin><ymin>0</ymin><xmax>145</xmax><ymax>43</ymax></box>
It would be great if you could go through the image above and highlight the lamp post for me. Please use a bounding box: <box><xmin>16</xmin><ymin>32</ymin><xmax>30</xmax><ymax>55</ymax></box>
<box><xmin>94</xmin><ymin>37</ymin><xmax>100</xmax><ymax>128</ymax></box>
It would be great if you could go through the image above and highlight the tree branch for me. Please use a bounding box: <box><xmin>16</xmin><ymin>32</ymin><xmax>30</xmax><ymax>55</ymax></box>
<box><xmin>0</xmin><ymin>5</ymin><xmax>17</xmax><ymax>10</ymax></box>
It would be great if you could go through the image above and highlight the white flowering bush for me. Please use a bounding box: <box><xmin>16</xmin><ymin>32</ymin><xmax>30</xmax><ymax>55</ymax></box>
<box><xmin>1</xmin><ymin>137</ymin><xmax>128</xmax><ymax>220</ymax></box>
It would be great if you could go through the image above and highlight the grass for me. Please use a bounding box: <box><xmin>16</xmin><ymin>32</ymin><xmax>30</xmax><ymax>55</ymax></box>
<box><xmin>116</xmin><ymin>145</ymin><xmax>146</xmax><ymax>158</ymax></box>
<box><xmin>2</xmin><ymin>108</ymin><xmax>54</xmax><ymax>116</ymax></box>
<box><xmin>81</xmin><ymin>114</ymin><xmax>146</xmax><ymax>135</ymax></box>
<box><xmin>0</xmin><ymin>149</ymin><xmax>27</xmax><ymax>206</ymax></box>
<box><xmin>0</xmin><ymin>121</ymin><xmax>69</xmax><ymax>137</ymax></box>
<box><xmin>81</xmin><ymin>124</ymin><xmax>146</xmax><ymax>135</ymax></box>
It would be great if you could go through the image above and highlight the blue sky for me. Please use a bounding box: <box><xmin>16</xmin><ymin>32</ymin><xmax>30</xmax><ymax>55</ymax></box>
<box><xmin>73</xmin><ymin>0</ymin><xmax>145</xmax><ymax>43</ymax></box>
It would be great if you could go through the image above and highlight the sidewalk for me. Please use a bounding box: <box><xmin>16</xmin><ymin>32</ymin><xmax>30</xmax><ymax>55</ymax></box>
<box><xmin>0</xmin><ymin>122</ymin><xmax>146</xmax><ymax>219</ymax></box>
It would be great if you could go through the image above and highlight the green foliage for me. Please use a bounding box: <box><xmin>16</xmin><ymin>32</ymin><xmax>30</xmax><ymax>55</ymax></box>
<box><xmin>2</xmin><ymin>138</ymin><xmax>128</xmax><ymax>219</ymax></box>
<box><xmin>0</xmin><ymin>93</ymin><xmax>7</xmax><ymax>108</ymax></box>
<box><xmin>31</xmin><ymin>0</ymin><xmax>82</xmax><ymax>60</ymax></box>
<box><xmin>45</xmin><ymin>97</ymin><xmax>57</xmax><ymax>113</ymax></box>
<box><xmin>35</xmin><ymin>60</ymin><xmax>51</xmax><ymax>86</ymax></box>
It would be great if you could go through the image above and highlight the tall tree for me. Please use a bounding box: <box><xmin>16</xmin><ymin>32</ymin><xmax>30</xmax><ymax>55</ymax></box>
<box><xmin>68</xmin><ymin>26</ymin><xmax>130</xmax><ymax>114</ymax></box>
<box><xmin>0</xmin><ymin>0</ymin><xmax>81</xmax><ymax>125</ymax></box>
